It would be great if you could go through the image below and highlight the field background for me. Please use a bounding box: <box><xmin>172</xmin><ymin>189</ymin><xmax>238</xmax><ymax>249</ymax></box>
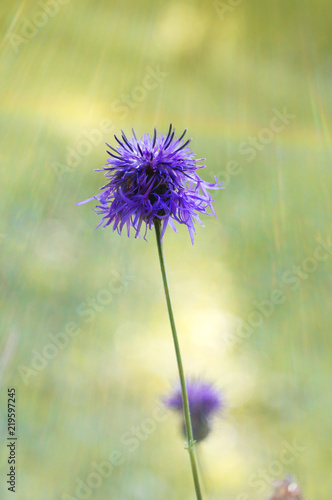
<box><xmin>1</xmin><ymin>1</ymin><xmax>331</xmax><ymax>499</ymax></box>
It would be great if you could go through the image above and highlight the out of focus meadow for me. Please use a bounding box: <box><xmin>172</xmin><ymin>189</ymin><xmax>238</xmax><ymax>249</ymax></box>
<box><xmin>1</xmin><ymin>1</ymin><xmax>332</xmax><ymax>499</ymax></box>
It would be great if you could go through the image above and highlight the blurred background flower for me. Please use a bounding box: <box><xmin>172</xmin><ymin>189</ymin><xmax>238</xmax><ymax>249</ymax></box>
<box><xmin>268</xmin><ymin>476</ymin><xmax>305</xmax><ymax>500</ymax></box>
<box><xmin>164</xmin><ymin>378</ymin><xmax>225</xmax><ymax>442</ymax></box>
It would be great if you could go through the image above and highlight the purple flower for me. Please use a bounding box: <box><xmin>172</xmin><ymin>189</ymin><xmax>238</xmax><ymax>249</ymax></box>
<box><xmin>268</xmin><ymin>476</ymin><xmax>305</xmax><ymax>500</ymax></box>
<box><xmin>77</xmin><ymin>125</ymin><xmax>223</xmax><ymax>243</ymax></box>
<box><xmin>164</xmin><ymin>378</ymin><xmax>225</xmax><ymax>442</ymax></box>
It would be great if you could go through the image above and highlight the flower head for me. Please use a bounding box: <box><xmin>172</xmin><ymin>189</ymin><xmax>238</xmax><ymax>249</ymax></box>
<box><xmin>268</xmin><ymin>476</ymin><xmax>305</xmax><ymax>500</ymax></box>
<box><xmin>164</xmin><ymin>378</ymin><xmax>225</xmax><ymax>442</ymax></box>
<box><xmin>77</xmin><ymin>125</ymin><xmax>223</xmax><ymax>243</ymax></box>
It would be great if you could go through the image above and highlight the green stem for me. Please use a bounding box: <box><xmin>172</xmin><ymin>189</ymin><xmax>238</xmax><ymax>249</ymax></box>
<box><xmin>154</xmin><ymin>220</ymin><xmax>203</xmax><ymax>500</ymax></box>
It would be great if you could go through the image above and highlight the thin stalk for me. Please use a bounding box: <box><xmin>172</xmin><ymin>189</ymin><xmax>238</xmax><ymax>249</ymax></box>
<box><xmin>154</xmin><ymin>220</ymin><xmax>203</xmax><ymax>500</ymax></box>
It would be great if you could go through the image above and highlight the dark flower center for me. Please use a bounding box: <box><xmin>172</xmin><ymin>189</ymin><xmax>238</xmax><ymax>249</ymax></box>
<box><xmin>118</xmin><ymin>162</ymin><xmax>174</xmax><ymax>219</ymax></box>
<box><xmin>146</xmin><ymin>165</ymin><xmax>171</xmax><ymax>216</ymax></box>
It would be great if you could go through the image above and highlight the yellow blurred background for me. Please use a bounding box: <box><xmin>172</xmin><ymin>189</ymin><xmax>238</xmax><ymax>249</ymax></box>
<box><xmin>1</xmin><ymin>1</ymin><xmax>331</xmax><ymax>499</ymax></box>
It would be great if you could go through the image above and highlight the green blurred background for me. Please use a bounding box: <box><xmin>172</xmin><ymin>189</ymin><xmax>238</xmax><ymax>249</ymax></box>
<box><xmin>1</xmin><ymin>1</ymin><xmax>331</xmax><ymax>499</ymax></box>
